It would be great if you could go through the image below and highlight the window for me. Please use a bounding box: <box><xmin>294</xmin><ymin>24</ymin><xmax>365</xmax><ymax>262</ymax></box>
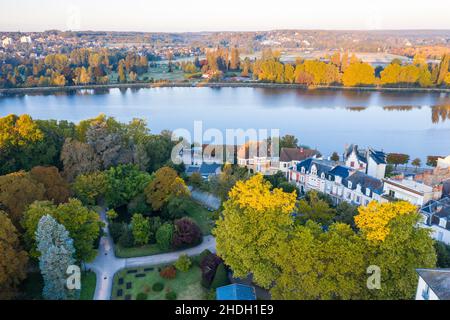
<box><xmin>356</xmin><ymin>196</ymin><xmax>361</xmax><ymax>204</ymax></box>
<box><xmin>389</xmin><ymin>190</ymin><xmax>395</xmax><ymax>198</ymax></box>
<box><xmin>321</xmin><ymin>173</ymin><xmax>325</xmax><ymax>179</ymax></box>
<box><xmin>348</xmin><ymin>181</ymin><xmax>352</xmax><ymax>189</ymax></box>
<box><xmin>301</xmin><ymin>167</ymin><xmax>305</xmax><ymax>174</ymax></box>
<box><xmin>350</xmin><ymin>161</ymin><xmax>355</xmax><ymax>168</ymax></box>
<box><xmin>366</xmin><ymin>188</ymin><xmax>371</xmax><ymax>197</ymax></box>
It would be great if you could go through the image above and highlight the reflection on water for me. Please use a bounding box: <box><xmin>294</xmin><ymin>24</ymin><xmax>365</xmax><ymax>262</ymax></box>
<box><xmin>0</xmin><ymin>87</ymin><xmax>449</xmax><ymax>160</ymax></box>
<box><xmin>432</xmin><ymin>105</ymin><xmax>450</xmax><ymax>124</ymax></box>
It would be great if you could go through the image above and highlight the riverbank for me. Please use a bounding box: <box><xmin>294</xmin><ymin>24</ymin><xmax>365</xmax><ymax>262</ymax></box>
<box><xmin>1</xmin><ymin>81</ymin><xmax>450</xmax><ymax>95</ymax></box>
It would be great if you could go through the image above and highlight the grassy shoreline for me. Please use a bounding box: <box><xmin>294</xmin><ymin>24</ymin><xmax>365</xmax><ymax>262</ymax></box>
<box><xmin>1</xmin><ymin>82</ymin><xmax>450</xmax><ymax>95</ymax></box>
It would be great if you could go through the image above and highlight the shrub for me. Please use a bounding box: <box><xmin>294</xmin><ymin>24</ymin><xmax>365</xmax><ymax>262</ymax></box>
<box><xmin>189</xmin><ymin>172</ymin><xmax>203</xmax><ymax>188</ymax></box>
<box><xmin>127</xmin><ymin>194</ymin><xmax>151</xmax><ymax>215</ymax></box>
<box><xmin>109</xmin><ymin>222</ymin><xmax>126</xmax><ymax>243</ymax></box>
<box><xmin>136</xmin><ymin>292</ymin><xmax>148</xmax><ymax>300</ymax></box>
<box><xmin>149</xmin><ymin>216</ymin><xmax>162</xmax><ymax>244</ymax></box>
<box><xmin>152</xmin><ymin>282</ymin><xmax>164</xmax><ymax>292</ymax></box>
<box><xmin>210</xmin><ymin>263</ymin><xmax>230</xmax><ymax>289</ymax></box>
<box><xmin>165</xmin><ymin>291</ymin><xmax>177</xmax><ymax>300</ymax></box>
<box><xmin>118</xmin><ymin>228</ymin><xmax>134</xmax><ymax>248</ymax></box>
<box><xmin>106</xmin><ymin>209</ymin><xmax>118</xmax><ymax>221</ymax></box>
<box><xmin>204</xmin><ymin>289</ymin><xmax>216</xmax><ymax>300</ymax></box>
<box><xmin>156</xmin><ymin>223</ymin><xmax>174</xmax><ymax>251</ymax></box>
<box><xmin>174</xmin><ymin>254</ymin><xmax>192</xmax><ymax>272</ymax></box>
<box><xmin>200</xmin><ymin>252</ymin><xmax>223</xmax><ymax>289</ymax></box>
<box><xmin>172</xmin><ymin>217</ymin><xmax>202</xmax><ymax>249</ymax></box>
<box><xmin>160</xmin><ymin>265</ymin><xmax>177</xmax><ymax>279</ymax></box>
<box><xmin>130</xmin><ymin>213</ymin><xmax>151</xmax><ymax>246</ymax></box>
<box><xmin>163</xmin><ymin>196</ymin><xmax>189</xmax><ymax>220</ymax></box>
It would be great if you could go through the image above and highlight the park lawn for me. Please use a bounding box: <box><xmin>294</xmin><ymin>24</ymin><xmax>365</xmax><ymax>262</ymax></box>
<box><xmin>185</xmin><ymin>200</ymin><xmax>215</xmax><ymax>235</ymax></box>
<box><xmin>79</xmin><ymin>272</ymin><xmax>97</xmax><ymax>300</ymax></box>
<box><xmin>115</xmin><ymin>242</ymin><xmax>164</xmax><ymax>258</ymax></box>
<box><xmin>112</xmin><ymin>264</ymin><xmax>206</xmax><ymax>300</ymax></box>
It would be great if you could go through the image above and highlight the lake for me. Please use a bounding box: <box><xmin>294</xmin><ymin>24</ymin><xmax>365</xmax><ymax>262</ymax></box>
<box><xmin>1</xmin><ymin>87</ymin><xmax>450</xmax><ymax>161</ymax></box>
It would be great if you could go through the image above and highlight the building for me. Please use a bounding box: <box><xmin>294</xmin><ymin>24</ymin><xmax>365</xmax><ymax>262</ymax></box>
<box><xmin>414</xmin><ymin>155</ymin><xmax>450</xmax><ymax>187</ymax></box>
<box><xmin>383</xmin><ymin>177</ymin><xmax>442</xmax><ymax>206</ymax></box>
<box><xmin>20</xmin><ymin>35</ymin><xmax>32</xmax><ymax>44</ymax></box>
<box><xmin>420</xmin><ymin>197</ymin><xmax>450</xmax><ymax>244</ymax></box>
<box><xmin>185</xmin><ymin>163</ymin><xmax>222</xmax><ymax>180</ymax></box>
<box><xmin>216</xmin><ymin>284</ymin><xmax>256</xmax><ymax>300</ymax></box>
<box><xmin>416</xmin><ymin>269</ymin><xmax>450</xmax><ymax>300</ymax></box>
<box><xmin>344</xmin><ymin>144</ymin><xmax>386</xmax><ymax>179</ymax></box>
<box><xmin>237</xmin><ymin>141</ymin><xmax>275</xmax><ymax>174</ymax></box>
<box><xmin>1</xmin><ymin>37</ymin><xmax>12</xmax><ymax>47</ymax></box>
<box><xmin>287</xmin><ymin>158</ymin><xmax>383</xmax><ymax>205</ymax></box>
<box><xmin>278</xmin><ymin>147</ymin><xmax>319</xmax><ymax>173</ymax></box>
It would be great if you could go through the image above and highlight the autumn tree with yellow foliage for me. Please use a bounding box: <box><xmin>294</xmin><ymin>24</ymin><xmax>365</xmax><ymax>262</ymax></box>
<box><xmin>214</xmin><ymin>175</ymin><xmax>436</xmax><ymax>300</ymax></box>
<box><xmin>213</xmin><ymin>174</ymin><xmax>297</xmax><ymax>288</ymax></box>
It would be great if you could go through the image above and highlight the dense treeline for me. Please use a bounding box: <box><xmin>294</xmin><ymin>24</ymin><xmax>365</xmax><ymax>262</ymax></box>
<box><xmin>0</xmin><ymin>113</ymin><xmax>199</xmax><ymax>299</ymax></box>
<box><xmin>3</xmin><ymin>47</ymin><xmax>449</xmax><ymax>89</ymax></box>
<box><xmin>0</xmin><ymin>49</ymin><xmax>149</xmax><ymax>88</ymax></box>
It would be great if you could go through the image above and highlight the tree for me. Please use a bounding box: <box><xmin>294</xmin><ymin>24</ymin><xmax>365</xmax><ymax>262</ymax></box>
<box><xmin>279</xmin><ymin>134</ymin><xmax>298</xmax><ymax>149</ymax></box>
<box><xmin>36</xmin><ymin>215</ymin><xmax>76</xmax><ymax>300</ymax></box>
<box><xmin>163</xmin><ymin>196</ymin><xmax>189</xmax><ymax>220</ymax></box>
<box><xmin>412</xmin><ymin>158</ymin><xmax>422</xmax><ymax>171</ymax></box>
<box><xmin>22</xmin><ymin>199</ymin><xmax>101</xmax><ymax>262</ymax></box>
<box><xmin>200</xmin><ymin>252</ymin><xmax>223</xmax><ymax>289</ymax></box>
<box><xmin>386</xmin><ymin>153</ymin><xmax>410</xmax><ymax>169</ymax></box>
<box><xmin>0</xmin><ymin>114</ymin><xmax>44</xmax><ymax>175</ymax></box>
<box><xmin>334</xmin><ymin>201</ymin><xmax>359</xmax><ymax>229</ymax></box>
<box><xmin>330</xmin><ymin>152</ymin><xmax>340</xmax><ymax>162</ymax></box>
<box><xmin>437</xmin><ymin>54</ymin><xmax>449</xmax><ymax>85</ymax></box>
<box><xmin>172</xmin><ymin>217</ymin><xmax>202</xmax><ymax>249</ymax></box>
<box><xmin>145</xmin><ymin>166</ymin><xmax>189</xmax><ymax>211</ymax></box>
<box><xmin>118</xmin><ymin>60</ymin><xmax>127</xmax><ymax>83</ymax></box>
<box><xmin>0</xmin><ymin>171</ymin><xmax>46</xmax><ymax>225</ymax></box>
<box><xmin>60</xmin><ymin>138</ymin><xmax>101</xmax><ymax>182</ymax></box>
<box><xmin>356</xmin><ymin>202</ymin><xmax>436</xmax><ymax>299</ymax></box>
<box><xmin>229</xmin><ymin>47</ymin><xmax>240</xmax><ymax>70</ymax></box>
<box><xmin>0</xmin><ymin>211</ymin><xmax>28</xmax><ymax>299</ymax></box>
<box><xmin>130</xmin><ymin>214</ymin><xmax>151</xmax><ymax>246</ymax></box>
<box><xmin>210</xmin><ymin>263</ymin><xmax>230</xmax><ymax>289</ymax></box>
<box><xmin>72</xmin><ymin>171</ymin><xmax>107</xmax><ymax>206</ymax></box>
<box><xmin>434</xmin><ymin>242</ymin><xmax>450</xmax><ymax>268</ymax></box>
<box><xmin>427</xmin><ymin>155</ymin><xmax>441</xmax><ymax>167</ymax></box>
<box><xmin>297</xmin><ymin>190</ymin><xmax>336</xmax><ymax>226</ymax></box>
<box><xmin>174</xmin><ymin>254</ymin><xmax>192</xmax><ymax>272</ymax></box>
<box><xmin>213</xmin><ymin>174</ymin><xmax>297</xmax><ymax>288</ymax></box>
<box><xmin>342</xmin><ymin>62</ymin><xmax>375</xmax><ymax>87</ymax></box>
<box><xmin>155</xmin><ymin>223</ymin><xmax>174</xmax><ymax>251</ymax></box>
<box><xmin>30</xmin><ymin>166</ymin><xmax>71</xmax><ymax>204</ymax></box>
<box><xmin>189</xmin><ymin>172</ymin><xmax>203</xmax><ymax>188</ymax></box>
<box><xmin>271</xmin><ymin>222</ymin><xmax>367</xmax><ymax>299</ymax></box>
<box><xmin>104</xmin><ymin>164</ymin><xmax>152</xmax><ymax>208</ymax></box>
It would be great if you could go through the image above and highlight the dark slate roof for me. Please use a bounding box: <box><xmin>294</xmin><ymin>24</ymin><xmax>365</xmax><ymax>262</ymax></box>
<box><xmin>280</xmin><ymin>147</ymin><xmax>318</xmax><ymax>162</ymax></box>
<box><xmin>296</xmin><ymin>158</ymin><xmax>333</xmax><ymax>176</ymax></box>
<box><xmin>216</xmin><ymin>284</ymin><xmax>256</xmax><ymax>300</ymax></box>
<box><xmin>369</xmin><ymin>149</ymin><xmax>387</xmax><ymax>165</ymax></box>
<box><xmin>417</xmin><ymin>269</ymin><xmax>450</xmax><ymax>300</ymax></box>
<box><xmin>343</xmin><ymin>171</ymin><xmax>384</xmax><ymax>195</ymax></box>
<box><xmin>328</xmin><ymin>165</ymin><xmax>352</xmax><ymax>179</ymax></box>
<box><xmin>199</xmin><ymin>163</ymin><xmax>221</xmax><ymax>175</ymax></box>
<box><xmin>421</xmin><ymin>197</ymin><xmax>450</xmax><ymax>230</ymax></box>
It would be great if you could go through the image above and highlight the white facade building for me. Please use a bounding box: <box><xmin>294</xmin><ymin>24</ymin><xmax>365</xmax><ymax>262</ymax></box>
<box><xmin>420</xmin><ymin>197</ymin><xmax>450</xmax><ymax>244</ymax></box>
<box><xmin>383</xmin><ymin>178</ymin><xmax>442</xmax><ymax>206</ymax></box>
<box><xmin>416</xmin><ymin>269</ymin><xmax>450</xmax><ymax>300</ymax></box>
<box><xmin>344</xmin><ymin>144</ymin><xmax>386</xmax><ymax>179</ymax></box>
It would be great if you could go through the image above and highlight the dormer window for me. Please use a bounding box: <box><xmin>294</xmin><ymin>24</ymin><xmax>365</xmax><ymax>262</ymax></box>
<box><xmin>366</xmin><ymin>188</ymin><xmax>371</xmax><ymax>197</ymax></box>
<box><xmin>301</xmin><ymin>167</ymin><xmax>305</xmax><ymax>174</ymax></box>
<box><xmin>321</xmin><ymin>173</ymin><xmax>325</xmax><ymax>179</ymax></box>
<box><xmin>348</xmin><ymin>181</ymin><xmax>352</xmax><ymax>189</ymax></box>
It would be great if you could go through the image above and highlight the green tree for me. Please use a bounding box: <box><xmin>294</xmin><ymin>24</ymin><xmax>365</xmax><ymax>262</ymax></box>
<box><xmin>412</xmin><ymin>158</ymin><xmax>422</xmax><ymax>171</ymax></box>
<box><xmin>297</xmin><ymin>190</ymin><xmax>336</xmax><ymax>226</ymax></box>
<box><xmin>156</xmin><ymin>223</ymin><xmax>174</xmax><ymax>251</ymax></box>
<box><xmin>330</xmin><ymin>152</ymin><xmax>340</xmax><ymax>162</ymax></box>
<box><xmin>0</xmin><ymin>211</ymin><xmax>28</xmax><ymax>300</ymax></box>
<box><xmin>104</xmin><ymin>164</ymin><xmax>152</xmax><ymax>208</ymax></box>
<box><xmin>280</xmin><ymin>134</ymin><xmax>298</xmax><ymax>149</ymax></box>
<box><xmin>130</xmin><ymin>213</ymin><xmax>151</xmax><ymax>246</ymax></box>
<box><xmin>386</xmin><ymin>153</ymin><xmax>410</xmax><ymax>169</ymax></box>
<box><xmin>72</xmin><ymin>171</ymin><xmax>107</xmax><ymax>206</ymax></box>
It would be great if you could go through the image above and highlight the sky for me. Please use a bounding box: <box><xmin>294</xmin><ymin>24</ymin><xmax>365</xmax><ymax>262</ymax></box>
<box><xmin>1</xmin><ymin>0</ymin><xmax>449</xmax><ymax>32</ymax></box>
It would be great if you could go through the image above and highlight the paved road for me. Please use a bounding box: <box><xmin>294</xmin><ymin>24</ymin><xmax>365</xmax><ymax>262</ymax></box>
<box><xmin>85</xmin><ymin>209</ymin><xmax>216</xmax><ymax>300</ymax></box>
